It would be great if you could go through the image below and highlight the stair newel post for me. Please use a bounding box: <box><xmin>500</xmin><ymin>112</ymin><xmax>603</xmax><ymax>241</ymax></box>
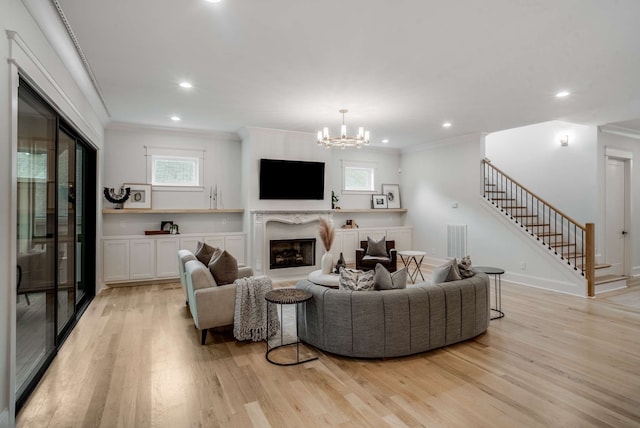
<box><xmin>586</xmin><ymin>223</ymin><xmax>596</xmax><ymax>297</ymax></box>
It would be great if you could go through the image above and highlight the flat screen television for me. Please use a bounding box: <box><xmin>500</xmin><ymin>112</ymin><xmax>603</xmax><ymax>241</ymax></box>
<box><xmin>259</xmin><ymin>158</ymin><xmax>325</xmax><ymax>200</ymax></box>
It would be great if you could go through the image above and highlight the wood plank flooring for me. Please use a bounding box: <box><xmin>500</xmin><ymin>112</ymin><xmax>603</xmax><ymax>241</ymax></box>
<box><xmin>17</xmin><ymin>278</ymin><xmax>640</xmax><ymax>427</ymax></box>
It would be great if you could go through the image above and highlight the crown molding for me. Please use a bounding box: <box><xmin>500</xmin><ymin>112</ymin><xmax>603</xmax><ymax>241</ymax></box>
<box><xmin>599</xmin><ymin>124</ymin><xmax>640</xmax><ymax>140</ymax></box>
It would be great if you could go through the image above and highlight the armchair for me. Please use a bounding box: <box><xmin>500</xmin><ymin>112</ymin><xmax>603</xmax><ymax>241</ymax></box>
<box><xmin>355</xmin><ymin>239</ymin><xmax>397</xmax><ymax>272</ymax></box>
<box><xmin>185</xmin><ymin>259</ymin><xmax>254</xmax><ymax>344</ymax></box>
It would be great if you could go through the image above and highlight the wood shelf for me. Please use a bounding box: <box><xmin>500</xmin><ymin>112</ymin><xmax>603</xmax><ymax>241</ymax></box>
<box><xmin>102</xmin><ymin>208</ymin><xmax>244</xmax><ymax>214</ymax></box>
<box><xmin>333</xmin><ymin>209</ymin><xmax>408</xmax><ymax>213</ymax></box>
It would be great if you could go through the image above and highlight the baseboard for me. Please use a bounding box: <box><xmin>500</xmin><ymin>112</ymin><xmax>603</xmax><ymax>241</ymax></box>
<box><xmin>0</xmin><ymin>408</ymin><xmax>10</xmax><ymax>428</ymax></box>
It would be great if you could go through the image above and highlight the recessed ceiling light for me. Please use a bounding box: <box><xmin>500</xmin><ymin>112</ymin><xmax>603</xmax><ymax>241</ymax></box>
<box><xmin>171</xmin><ymin>116</ymin><xmax>181</xmax><ymax>121</ymax></box>
<box><xmin>442</xmin><ymin>122</ymin><xmax>452</xmax><ymax>128</ymax></box>
<box><xmin>382</xmin><ymin>139</ymin><xmax>389</xmax><ymax>144</ymax></box>
<box><xmin>205</xmin><ymin>0</ymin><xmax>221</xmax><ymax>2</ymax></box>
<box><xmin>179</xmin><ymin>82</ymin><xmax>193</xmax><ymax>89</ymax></box>
<box><xmin>555</xmin><ymin>90</ymin><xmax>570</xmax><ymax>98</ymax></box>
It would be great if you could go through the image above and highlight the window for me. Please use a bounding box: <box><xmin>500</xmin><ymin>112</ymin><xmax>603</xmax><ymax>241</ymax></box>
<box><xmin>342</xmin><ymin>160</ymin><xmax>376</xmax><ymax>193</ymax></box>
<box><xmin>146</xmin><ymin>146</ymin><xmax>204</xmax><ymax>189</ymax></box>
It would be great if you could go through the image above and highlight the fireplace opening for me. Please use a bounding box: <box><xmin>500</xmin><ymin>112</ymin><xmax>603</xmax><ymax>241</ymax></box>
<box><xmin>269</xmin><ymin>238</ymin><xmax>316</xmax><ymax>270</ymax></box>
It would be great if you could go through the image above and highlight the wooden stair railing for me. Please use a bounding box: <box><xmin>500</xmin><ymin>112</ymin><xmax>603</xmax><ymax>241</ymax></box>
<box><xmin>482</xmin><ymin>159</ymin><xmax>595</xmax><ymax>296</ymax></box>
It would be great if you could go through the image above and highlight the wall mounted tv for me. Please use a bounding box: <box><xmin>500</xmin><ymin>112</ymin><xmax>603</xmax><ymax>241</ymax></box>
<box><xmin>259</xmin><ymin>158</ymin><xmax>325</xmax><ymax>200</ymax></box>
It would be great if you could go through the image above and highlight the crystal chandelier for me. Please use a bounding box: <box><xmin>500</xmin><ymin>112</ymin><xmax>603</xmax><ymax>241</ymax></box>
<box><xmin>317</xmin><ymin>109</ymin><xmax>370</xmax><ymax>149</ymax></box>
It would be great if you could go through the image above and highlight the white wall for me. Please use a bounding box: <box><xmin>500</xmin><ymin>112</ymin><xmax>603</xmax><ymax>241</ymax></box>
<box><xmin>240</xmin><ymin>126</ymin><xmax>402</xmax><ymax>214</ymax></box>
<box><xmin>401</xmin><ymin>133</ymin><xmax>586</xmax><ymax>296</ymax></box>
<box><xmin>103</xmin><ymin>124</ymin><xmax>244</xmax><ymax>238</ymax></box>
<box><xmin>598</xmin><ymin>128</ymin><xmax>640</xmax><ymax>277</ymax></box>
<box><xmin>1</xmin><ymin>0</ymin><xmax>107</xmax><ymax>424</ymax></box>
<box><xmin>485</xmin><ymin>120</ymin><xmax>598</xmax><ymax>224</ymax></box>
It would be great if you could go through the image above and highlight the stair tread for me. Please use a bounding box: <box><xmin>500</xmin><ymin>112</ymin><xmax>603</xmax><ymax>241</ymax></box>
<box><xmin>537</xmin><ymin>232</ymin><xmax>563</xmax><ymax>237</ymax></box>
<box><xmin>513</xmin><ymin>214</ymin><xmax>538</xmax><ymax>218</ymax></box>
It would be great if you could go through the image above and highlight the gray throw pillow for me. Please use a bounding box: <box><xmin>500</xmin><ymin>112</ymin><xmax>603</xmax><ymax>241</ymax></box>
<box><xmin>431</xmin><ymin>264</ymin><xmax>451</xmax><ymax>284</ymax></box>
<box><xmin>194</xmin><ymin>241</ymin><xmax>218</xmax><ymax>266</ymax></box>
<box><xmin>366</xmin><ymin>236</ymin><xmax>387</xmax><ymax>257</ymax></box>
<box><xmin>208</xmin><ymin>250</ymin><xmax>238</xmax><ymax>286</ymax></box>
<box><xmin>374</xmin><ymin>264</ymin><xmax>408</xmax><ymax>290</ymax></box>
<box><xmin>339</xmin><ymin>267</ymin><xmax>375</xmax><ymax>291</ymax></box>
<box><xmin>445</xmin><ymin>258</ymin><xmax>463</xmax><ymax>281</ymax></box>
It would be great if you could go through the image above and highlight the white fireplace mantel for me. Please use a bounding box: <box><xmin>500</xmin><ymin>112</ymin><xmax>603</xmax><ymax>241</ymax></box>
<box><xmin>251</xmin><ymin>210</ymin><xmax>334</xmax><ymax>276</ymax></box>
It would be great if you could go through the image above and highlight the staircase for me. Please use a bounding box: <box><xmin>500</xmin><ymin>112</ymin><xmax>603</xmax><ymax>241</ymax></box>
<box><xmin>482</xmin><ymin>159</ymin><xmax>613</xmax><ymax>297</ymax></box>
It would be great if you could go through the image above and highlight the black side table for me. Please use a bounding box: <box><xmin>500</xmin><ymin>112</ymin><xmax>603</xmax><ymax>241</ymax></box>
<box><xmin>474</xmin><ymin>266</ymin><xmax>505</xmax><ymax>320</ymax></box>
<box><xmin>265</xmin><ymin>289</ymin><xmax>318</xmax><ymax>366</ymax></box>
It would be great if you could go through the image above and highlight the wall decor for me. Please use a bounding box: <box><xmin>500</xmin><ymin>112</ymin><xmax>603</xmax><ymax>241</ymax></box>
<box><xmin>123</xmin><ymin>183</ymin><xmax>152</xmax><ymax>209</ymax></box>
<box><xmin>382</xmin><ymin>184</ymin><xmax>401</xmax><ymax>209</ymax></box>
<box><xmin>372</xmin><ymin>194</ymin><xmax>388</xmax><ymax>209</ymax></box>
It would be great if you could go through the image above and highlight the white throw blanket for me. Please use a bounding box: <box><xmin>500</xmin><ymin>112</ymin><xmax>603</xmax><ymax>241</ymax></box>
<box><xmin>233</xmin><ymin>276</ymin><xmax>280</xmax><ymax>342</ymax></box>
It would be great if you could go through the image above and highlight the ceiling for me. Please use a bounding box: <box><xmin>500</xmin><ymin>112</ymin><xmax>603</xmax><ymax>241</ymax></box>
<box><xmin>56</xmin><ymin>0</ymin><xmax>640</xmax><ymax>148</ymax></box>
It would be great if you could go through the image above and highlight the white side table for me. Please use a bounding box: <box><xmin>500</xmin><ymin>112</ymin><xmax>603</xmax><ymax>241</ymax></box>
<box><xmin>308</xmin><ymin>270</ymin><xmax>339</xmax><ymax>288</ymax></box>
<box><xmin>398</xmin><ymin>250</ymin><xmax>426</xmax><ymax>283</ymax></box>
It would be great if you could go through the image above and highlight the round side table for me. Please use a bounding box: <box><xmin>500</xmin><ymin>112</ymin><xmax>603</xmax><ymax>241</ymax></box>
<box><xmin>265</xmin><ymin>289</ymin><xmax>318</xmax><ymax>366</ymax></box>
<box><xmin>474</xmin><ymin>266</ymin><xmax>505</xmax><ymax>320</ymax></box>
<box><xmin>398</xmin><ymin>250</ymin><xmax>427</xmax><ymax>283</ymax></box>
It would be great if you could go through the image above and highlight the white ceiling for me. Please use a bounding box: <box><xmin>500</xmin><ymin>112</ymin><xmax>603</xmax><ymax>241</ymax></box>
<box><xmin>57</xmin><ymin>0</ymin><xmax>640</xmax><ymax>148</ymax></box>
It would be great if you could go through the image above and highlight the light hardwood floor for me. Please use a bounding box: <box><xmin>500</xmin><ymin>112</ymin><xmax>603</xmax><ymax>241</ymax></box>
<box><xmin>17</xmin><ymin>276</ymin><xmax>640</xmax><ymax>427</ymax></box>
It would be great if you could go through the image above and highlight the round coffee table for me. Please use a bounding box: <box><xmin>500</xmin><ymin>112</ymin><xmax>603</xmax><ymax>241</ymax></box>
<box><xmin>474</xmin><ymin>266</ymin><xmax>505</xmax><ymax>320</ymax></box>
<box><xmin>398</xmin><ymin>250</ymin><xmax>427</xmax><ymax>283</ymax></box>
<box><xmin>308</xmin><ymin>270</ymin><xmax>339</xmax><ymax>288</ymax></box>
<box><xmin>265</xmin><ymin>289</ymin><xmax>318</xmax><ymax>366</ymax></box>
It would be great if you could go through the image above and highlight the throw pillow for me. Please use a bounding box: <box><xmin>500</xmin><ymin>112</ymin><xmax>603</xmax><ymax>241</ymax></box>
<box><xmin>445</xmin><ymin>258</ymin><xmax>463</xmax><ymax>281</ymax></box>
<box><xmin>458</xmin><ymin>255</ymin><xmax>475</xmax><ymax>278</ymax></box>
<box><xmin>208</xmin><ymin>250</ymin><xmax>238</xmax><ymax>286</ymax></box>
<box><xmin>194</xmin><ymin>241</ymin><xmax>218</xmax><ymax>266</ymax></box>
<box><xmin>374</xmin><ymin>264</ymin><xmax>407</xmax><ymax>290</ymax></box>
<box><xmin>431</xmin><ymin>264</ymin><xmax>451</xmax><ymax>284</ymax></box>
<box><xmin>366</xmin><ymin>236</ymin><xmax>387</xmax><ymax>257</ymax></box>
<box><xmin>339</xmin><ymin>267</ymin><xmax>375</xmax><ymax>291</ymax></box>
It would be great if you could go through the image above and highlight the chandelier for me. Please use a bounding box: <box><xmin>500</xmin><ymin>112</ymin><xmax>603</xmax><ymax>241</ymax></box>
<box><xmin>317</xmin><ymin>109</ymin><xmax>370</xmax><ymax>149</ymax></box>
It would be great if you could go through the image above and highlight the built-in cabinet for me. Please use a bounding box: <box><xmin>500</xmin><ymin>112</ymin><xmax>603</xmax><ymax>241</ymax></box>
<box><xmin>103</xmin><ymin>233</ymin><xmax>246</xmax><ymax>284</ymax></box>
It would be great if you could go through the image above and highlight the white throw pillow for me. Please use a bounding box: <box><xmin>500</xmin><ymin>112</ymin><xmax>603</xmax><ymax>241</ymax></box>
<box><xmin>339</xmin><ymin>268</ymin><xmax>375</xmax><ymax>291</ymax></box>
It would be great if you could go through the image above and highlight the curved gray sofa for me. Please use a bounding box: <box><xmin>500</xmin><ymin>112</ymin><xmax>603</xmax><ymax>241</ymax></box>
<box><xmin>295</xmin><ymin>272</ymin><xmax>490</xmax><ymax>358</ymax></box>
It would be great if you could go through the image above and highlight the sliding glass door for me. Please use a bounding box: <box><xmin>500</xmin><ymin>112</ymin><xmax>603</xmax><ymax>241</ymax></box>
<box><xmin>16</xmin><ymin>79</ymin><xmax>97</xmax><ymax>407</ymax></box>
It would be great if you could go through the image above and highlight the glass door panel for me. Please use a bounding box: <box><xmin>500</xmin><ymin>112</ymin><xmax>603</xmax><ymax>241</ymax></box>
<box><xmin>75</xmin><ymin>145</ymin><xmax>85</xmax><ymax>304</ymax></box>
<box><xmin>16</xmin><ymin>86</ymin><xmax>57</xmax><ymax>396</ymax></box>
<box><xmin>57</xmin><ymin>130</ymin><xmax>76</xmax><ymax>333</ymax></box>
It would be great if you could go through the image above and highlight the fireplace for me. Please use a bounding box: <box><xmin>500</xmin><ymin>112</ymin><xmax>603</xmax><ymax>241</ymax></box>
<box><xmin>269</xmin><ymin>238</ymin><xmax>316</xmax><ymax>270</ymax></box>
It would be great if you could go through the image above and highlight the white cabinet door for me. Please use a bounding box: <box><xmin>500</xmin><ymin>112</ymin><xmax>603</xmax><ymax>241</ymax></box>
<box><xmin>156</xmin><ymin>238</ymin><xmax>180</xmax><ymax>278</ymax></box>
<box><xmin>130</xmin><ymin>239</ymin><xmax>155</xmax><ymax>280</ymax></box>
<box><xmin>179</xmin><ymin>236</ymin><xmax>202</xmax><ymax>253</ymax></box>
<box><xmin>224</xmin><ymin>235</ymin><xmax>246</xmax><ymax>265</ymax></box>
<box><xmin>339</xmin><ymin>230</ymin><xmax>359</xmax><ymax>264</ymax></box>
<box><xmin>203</xmin><ymin>235</ymin><xmax>225</xmax><ymax>251</ymax></box>
<box><xmin>103</xmin><ymin>240</ymin><xmax>130</xmax><ymax>283</ymax></box>
<box><xmin>387</xmin><ymin>228</ymin><xmax>413</xmax><ymax>252</ymax></box>
<box><xmin>358</xmin><ymin>229</ymin><xmax>386</xmax><ymax>243</ymax></box>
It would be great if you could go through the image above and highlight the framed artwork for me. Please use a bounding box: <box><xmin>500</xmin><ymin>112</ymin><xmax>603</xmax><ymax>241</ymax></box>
<box><xmin>123</xmin><ymin>183</ymin><xmax>152</xmax><ymax>209</ymax></box>
<box><xmin>372</xmin><ymin>194</ymin><xmax>388</xmax><ymax>209</ymax></box>
<box><xmin>382</xmin><ymin>184</ymin><xmax>401</xmax><ymax>209</ymax></box>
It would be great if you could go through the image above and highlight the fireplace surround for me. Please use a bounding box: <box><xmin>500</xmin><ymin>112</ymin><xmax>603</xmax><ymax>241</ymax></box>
<box><xmin>251</xmin><ymin>210</ymin><xmax>333</xmax><ymax>277</ymax></box>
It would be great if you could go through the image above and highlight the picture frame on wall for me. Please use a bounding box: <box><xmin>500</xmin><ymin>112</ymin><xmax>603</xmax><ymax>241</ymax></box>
<box><xmin>382</xmin><ymin>184</ymin><xmax>401</xmax><ymax>209</ymax></box>
<box><xmin>372</xmin><ymin>194</ymin><xmax>388</xmax><ymax>209</ymax></box>
<box><xmin>123</xmin><ymin>183</ymin><xmax>152</xmax><ymax>209</ymax></box>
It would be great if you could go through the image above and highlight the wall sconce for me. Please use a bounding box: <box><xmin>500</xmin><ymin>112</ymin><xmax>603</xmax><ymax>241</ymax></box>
<box><xmin>560</xmin><ymin>135</ymin><xmax>569</xmax><ymax>147</ymax></box>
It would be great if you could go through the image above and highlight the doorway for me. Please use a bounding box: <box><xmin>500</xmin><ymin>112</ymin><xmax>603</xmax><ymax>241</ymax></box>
<box><xmin>604</xmin><ymin>154</ymin><xmax>631</xmax><ymax>276</ymax></box>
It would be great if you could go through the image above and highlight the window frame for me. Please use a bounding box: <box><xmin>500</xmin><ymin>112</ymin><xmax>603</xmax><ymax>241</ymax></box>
<box><xmin>341</xmin><ymin>160</ymin><xmax>377</xmax><ymax>194</ymax></box>
<box><xmin>145</xmin><ymin>146</ymin><xmax>204</xmax><ymax>191</ymax></box>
